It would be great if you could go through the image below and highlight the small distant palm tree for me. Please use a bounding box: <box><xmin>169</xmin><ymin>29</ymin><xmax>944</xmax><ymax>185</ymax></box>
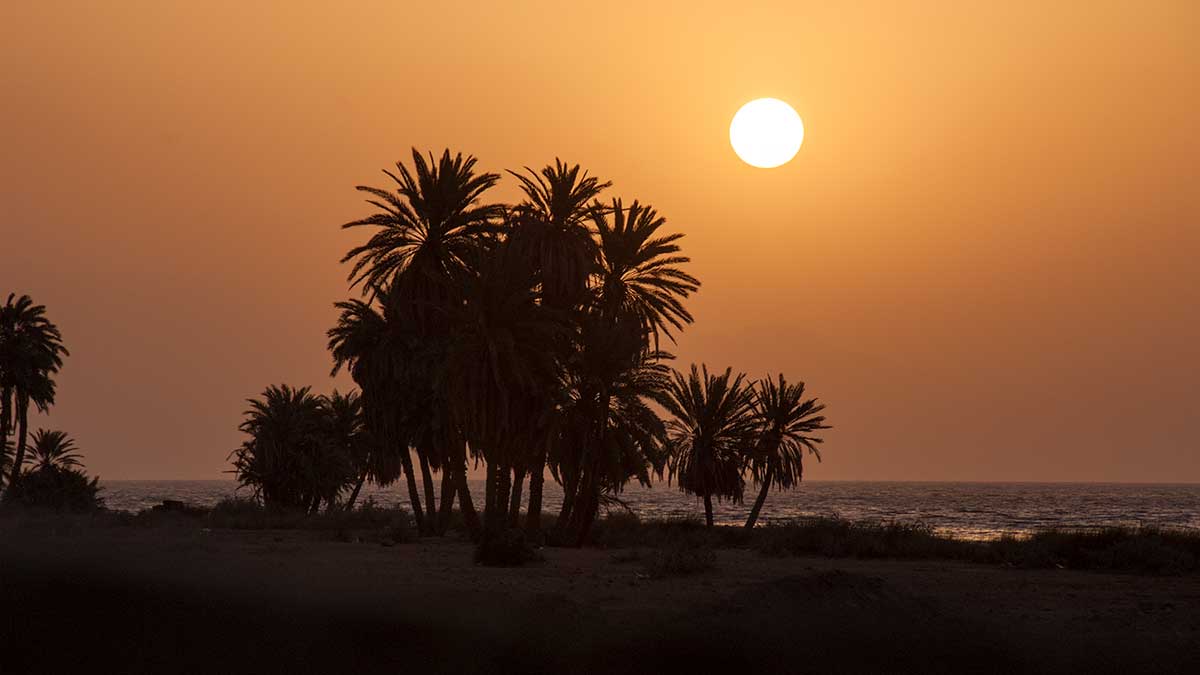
<box><xmin>662</xmin><ymin>365</ymin><xmax>758</xmax><ymax>527</ymax></box>
<box><xmin>26</xmin><ymin>429</ymin><xmax>84</xmax><ymax>472</ymax></box>
<box><xmin>744</xmin><ymin>375</ymin><xmax>829</xmax><ymax>529</ymax></box>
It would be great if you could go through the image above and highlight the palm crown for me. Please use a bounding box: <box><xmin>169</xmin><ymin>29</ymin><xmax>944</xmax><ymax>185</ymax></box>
<box><xmin>27</xmin><ymin>429</ymin><xmax>84</xmax><ymax>472</ymax></box>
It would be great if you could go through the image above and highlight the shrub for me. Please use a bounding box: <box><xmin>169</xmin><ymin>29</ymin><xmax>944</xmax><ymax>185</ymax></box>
<box><xmin>0</xmin><ymin>466</ymin><xmax>103</xmax><ymax>513</ymax></box>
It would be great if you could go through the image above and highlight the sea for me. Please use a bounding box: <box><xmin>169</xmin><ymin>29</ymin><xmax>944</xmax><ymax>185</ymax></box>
<box><xmin>99</xmin><ymin>480</ymin><xmax>1200</xmax><ymax>541</ymax></box>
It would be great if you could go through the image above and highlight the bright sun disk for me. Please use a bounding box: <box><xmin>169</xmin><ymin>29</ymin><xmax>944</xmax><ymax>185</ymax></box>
<box><xmin>729</xmin><ymin>98</ymin><xmax>804</xmax><ymax>168</ymax></box>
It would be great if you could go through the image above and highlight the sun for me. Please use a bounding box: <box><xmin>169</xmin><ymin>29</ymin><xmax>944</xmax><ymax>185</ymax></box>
<box><xmin>729</xmin><ymin>98</ymin><xmax>805</xmax><ymax>168</ymax></box>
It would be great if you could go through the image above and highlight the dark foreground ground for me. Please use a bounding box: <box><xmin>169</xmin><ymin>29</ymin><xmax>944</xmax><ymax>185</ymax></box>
<box><xmin>2</xmin><ymin>520</ymin><xmax>1198</xmax><ymax>674</ymax></box>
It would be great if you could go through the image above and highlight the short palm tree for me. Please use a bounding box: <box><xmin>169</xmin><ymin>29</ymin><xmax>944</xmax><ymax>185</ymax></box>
<box><xmin>231</xmin><ymin>385</ymin><xmax>354</xmax><ymax>512</ymax></box>
<box><xmin>744</xmin><ymin>374</ymin><xmax>829</xmax><ymax>528</ymax></box>
<box><xmin>324</xmin><ymin>390</ymin><xmax>370</xmax><ymax>510</ymax></box>
<box><xmin>663</xmin><ymin>365</ymin><xmax>758</xmax><ymax>527</ymax></box>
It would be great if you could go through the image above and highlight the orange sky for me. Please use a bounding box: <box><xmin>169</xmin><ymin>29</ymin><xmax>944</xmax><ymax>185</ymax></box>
<box><xmin>3</xmin><ymin>1</ymin><xmax>1197</xmax><ymax>481</ymax></box>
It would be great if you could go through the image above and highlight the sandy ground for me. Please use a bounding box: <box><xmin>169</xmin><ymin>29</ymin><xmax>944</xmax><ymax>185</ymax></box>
<box><xmin>2</xmin><ymin>523</ymin><xmax>1198</xmax><ymax>674</ymax></box>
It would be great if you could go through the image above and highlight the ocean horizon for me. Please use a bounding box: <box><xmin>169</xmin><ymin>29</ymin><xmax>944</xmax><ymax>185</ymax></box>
<box><xmin>100</xmin><ymin>479</ymin><xmax>1200</xmax><ymax>541</ymax></box>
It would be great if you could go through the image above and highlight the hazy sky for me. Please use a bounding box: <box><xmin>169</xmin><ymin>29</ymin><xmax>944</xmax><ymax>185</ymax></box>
<box><xmin>3</xmin><ymin>1</ymin><xmax>1197</xmax><ymax>481</ymax></box>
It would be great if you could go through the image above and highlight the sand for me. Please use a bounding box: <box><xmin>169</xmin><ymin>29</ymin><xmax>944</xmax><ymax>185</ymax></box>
<box><xmin>2</xmin><ymin>522</ymin><xmax>1198</xmax><ymax>674</ymax></box>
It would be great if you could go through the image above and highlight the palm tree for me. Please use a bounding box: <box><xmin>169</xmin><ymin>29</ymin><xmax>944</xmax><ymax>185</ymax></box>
<box><xmin>328</xmin><ymin>298</ymin><xmax>436</xmax><ymax>532</ymax></box>
<box><xmin>550</xmin><ymin>199</ymin><xmax>699</xmax><ymax>542</ymax></box>
<box><xmin>339</xmin><ymin>149</ymin><xmax>502</xmax><ymax>532</ymax></box>
<box><xmin>230</xmin><ymin>385</ymin><xmax>355</xmax><ymax>512</ymax></box>
<box><xmin>744</xmin><ymin>375</ymin><xmax>829</xmax><ymax>528</ymax></box>
<box><xmin>663</xmin><ymin>365</ymin><xmax>758</xmax><ymax>527</ymax></box>
<box><xmin>25</xmin><ymin>429</ymin><xmax>84</xmax><ymax>473</ymax></box>
<box><xmin>504</xmin><ymin>160</ymin><xmax>611</xmax><ymax>534</ymax></box>
<box><xmin>0</xmin><ymin>294</ymin><xmax>68</xmax><ymax>490</ymax></box>
<box><xmin>442</xmin><ymin>239</ymin><xmax>566</xmax><ymax>557</ymax></box>
<box><xmin>324</xmin><ymin>390</ymin><xmax>371</xmax><ymax>511</ymax></box>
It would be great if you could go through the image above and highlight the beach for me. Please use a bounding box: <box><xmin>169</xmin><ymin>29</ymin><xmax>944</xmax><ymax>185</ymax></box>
<box><xmin>3</xmin><ymin>518</ymin><xmax>1197</xmax><ymax>674</ymax></box>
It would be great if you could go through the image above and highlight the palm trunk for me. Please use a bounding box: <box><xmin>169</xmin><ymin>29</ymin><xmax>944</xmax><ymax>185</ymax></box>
<box><xmin>8</xmin><ymin>392</ymin><xmax>29</xmax><ymax>488</ymax></box>
<box><xmin>703</xmin><ymin>493</ymin><xmax>714</xmax><ymax>528</ymax></box>
<box><xmin>572</xmin><ymin>486</ymin><xmax>600</xmax><ymax>547</ymax></box>
<box><xmin>344</xmin><ymin>465</ymin><xmax>368</xmax><ymax>511</ymax></box>
<box><xmin>495</xmin><ymin>461</ymin><xmax>512</xmax><ymax>528</ymax></box>
<box><xmin>436</xmin><ymin>461</ymin><xmax>456</xmax><ymax>534</ymax></box>
<box><xmin>744</xmin><ymin>475</ymin><xmax>772</xmax><ymax>529</ymax></box>
<box><xmin>508</xmin><ymin>465</ymin><xmax>526</xmax><ymax>527</ymax></box>
<box><xmin>418</xmin><ymin>449</ymin><xmax>437</xmax><ymax>521</ymax></box>
<box><xmin>0</xmin><ymin>385</ymin><xmax>11</xmax><ymax>492</ymax></box>
<box><xmin>555</xmin><ymin>466</ymin><xmax>578</xmax><ymax>535</ymax></box>
<box><xmin>399</xmin><ymin>447</ymin><xmax>426</xmax><ymax>534</ymax></box>
<box><xmin>525</xmin><ymin>450</ymin><xmax>546</xmax><ymax>535</ymax></box>
<box><xmin>453</xmin><ymin>441</ymin><xmax>481</xmax><ymax>540</ymax></box>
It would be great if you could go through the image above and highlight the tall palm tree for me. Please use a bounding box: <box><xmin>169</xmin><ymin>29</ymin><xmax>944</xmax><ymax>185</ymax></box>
<box><xmin>25</xmin><ymin>429</ymin><xmax>84</xmax><ymax>473</ymax></box>
<box><xmin>504</xmin><ymin>160</ymin><xmax>611</xmax><ymax>534</ymax></box>
<box><xmin>442</xmin><ymin>240</ymin><xmax>566</xmax><ymax>554</ymax></box>
<box><xmin>340</xmin><ymin>149</ymin><xmax>501</xmax><ymax>531</ymax></box>
<box><xmin>0</xmin><ymin>294</ymin><xmax>68</xmax><ymax>490</ymax></box>
<box><xmin>550</xmin><ymin>199</ymin><xmax>700</xmax><ymax>542</ymax></box>
<box><xmin>662</xmin><ymin>365</ymin><xmax>758</xmax><ymax>527</ymax></box>
<box><xmin>744</xmin><ymin>375</ymin><xmax>829</xmax><ymax>529</ymax></box>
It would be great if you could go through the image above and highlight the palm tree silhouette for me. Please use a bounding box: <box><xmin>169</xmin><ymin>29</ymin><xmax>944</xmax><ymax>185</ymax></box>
<box><xmin>0</xmin><ymin>294</ymin><xmax>69</xmax><ymax>491</ymax></box>
<box><xmin>442</xmin><ymin>239</ymin><xmax>567</xmax><ymax>549</ymax></box>
<box><xmin>744</xmin><ymin>374</ymin><xmax>829</xmax><ymax>528</ymax></box>
<box><xmin>551</xmin><ymin>199</ymin><xmax>700</xmax><ymax>542</ymax></box>
<box><xmin>504</xmin><ymin>160</ymin><xmax>611</xmax><ymax>535</ymax></box>
<box><xmin>25</xmin><ymin>429</ymin><xmax>84</xmax><ymax>472</ymax></box>
<box><xmin>339</xmin><ymin>149</ymin><xmax>502</xmax><ymax>534</ymax></box>
<box><xmin>328</xmin><ymin>298</ymin><xmax>440</xmax><ymax>532</ymax></box>
<box><xmin>663</xmin><ymin>365</ymin><xmax>758</xmax><ymax>527</ymax></box>
<box><xmin>230</xmin><ymin>385</ymin><xmax>356</xmax><ymax>512</ymax></box>
<box><xmin>324</xmin><ymin>390</ymin><xmax>371</xmax><ymax>511</ymax></box>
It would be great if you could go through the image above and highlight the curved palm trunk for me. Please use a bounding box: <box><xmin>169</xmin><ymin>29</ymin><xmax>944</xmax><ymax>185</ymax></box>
<box><xmin>744</xmin><ymin>474</ymin><xmax>772</xmax><ymax>529</ymax></box>
<box><xmin>703</xmin><ymin>493</ymin><xmax>714</xmax><ymax>528</ymax></box>
<box><xmin>453</xmin><ymin>441</ymin><xmax>481</xmax><ymax>540</ymax></box>
<box><xmin>8</xmin><ymin>392</ymin><xmax>29</xmax><ymax>488</ymax></box>
<box><xmin>399</xmin><ymin>447</ymin><xmax>426</xmax><ymax>534</ymax></box>
<box><xmin>525</xmin><ymin>450</ymin><xmax>546</xmax><ymax>535</ymax></box>
<box><xmin>508</xmin><ymin>465</ymin><xmax>526</xmax><ymax>527</ymax></box>
<box><xmin>418</xmin><ymin>449</ymin><xmax>438</xmax><ymax>522</ymax></box>
<box><xmin>344</xmin><ymin>465</ymin><xmax>369</xmax><ymax>511</ymax></box>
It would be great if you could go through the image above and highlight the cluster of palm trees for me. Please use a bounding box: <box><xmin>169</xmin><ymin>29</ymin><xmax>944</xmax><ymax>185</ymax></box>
<box><xmin>0</xmin><ymin>294</ymin><xmax>96</xmax><ymax>508</ymax></box>
<box><xmin>230</xmin><ymin>387</ymin><xmax>370</xmax><ymax>513</ymax></box>
<box><xmin>233</xmin><ymin>149</ymin><xmax>830</xmax><ymax>553</ymax></box>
